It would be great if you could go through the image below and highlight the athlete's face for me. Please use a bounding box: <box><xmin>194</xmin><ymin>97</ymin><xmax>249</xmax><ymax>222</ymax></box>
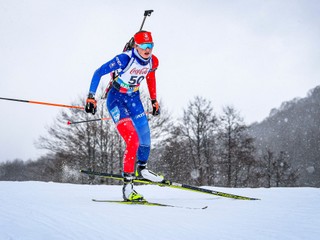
<box><xmin>135</xmin><ymin>44</ymin><xmax>153</xmax><ymax>59</ymax></box>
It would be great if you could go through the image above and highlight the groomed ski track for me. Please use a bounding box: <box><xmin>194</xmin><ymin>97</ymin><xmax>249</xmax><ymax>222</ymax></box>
<box><xmin>0</xmin><ymin>181</ymin><xmax>319</xmax><ymax>240</ymax></box>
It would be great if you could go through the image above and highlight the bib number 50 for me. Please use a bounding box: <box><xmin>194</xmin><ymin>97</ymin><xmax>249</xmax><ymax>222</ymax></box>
<box><xmin>128</xmin><ymin>76</ymin><xmax>145</xmax><ymax>85</ymax></box>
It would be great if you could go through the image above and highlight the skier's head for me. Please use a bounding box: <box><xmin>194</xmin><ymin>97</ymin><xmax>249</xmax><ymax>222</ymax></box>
<box><xmin>134</xmin><ymin>31</ymin><xmax>154</xmax><ymax>60</ymax></box>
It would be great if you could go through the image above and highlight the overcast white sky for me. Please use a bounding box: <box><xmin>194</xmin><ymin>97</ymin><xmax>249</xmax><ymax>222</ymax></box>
<box><xmin>1</xmin><ymin>0</ymin><xmax>319</xmax><ymax>162</ymax></box>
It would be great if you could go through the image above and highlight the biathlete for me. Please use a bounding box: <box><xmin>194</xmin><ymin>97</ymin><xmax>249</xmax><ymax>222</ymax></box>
<box><xmin>85</xmin><ymin>31</ymin><xmax>163</xmax><ymax>201</ymax></box>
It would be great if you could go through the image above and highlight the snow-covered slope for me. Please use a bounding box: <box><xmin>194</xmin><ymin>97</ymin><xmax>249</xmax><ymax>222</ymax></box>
<box><xmin>0</xmin><ymin>181</ymin><xmax>319</xmax><ymax>240</ymax></box>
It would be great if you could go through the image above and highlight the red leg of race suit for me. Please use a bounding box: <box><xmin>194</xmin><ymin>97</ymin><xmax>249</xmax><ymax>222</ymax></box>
<box><xmin>116</xmin><ymin>118</ymin><xmax>139</xmax><ymax>173</ymax></box>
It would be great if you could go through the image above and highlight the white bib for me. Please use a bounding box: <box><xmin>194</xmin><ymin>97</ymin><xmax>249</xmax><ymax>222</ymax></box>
<box><xmin>117</xmin><ymin>54</ymin><xmax>152</xmax><ymax>89</ymax></box>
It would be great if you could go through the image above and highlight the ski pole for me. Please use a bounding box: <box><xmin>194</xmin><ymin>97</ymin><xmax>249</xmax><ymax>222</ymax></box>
<box><xmin>0</xmin><ymin>97</ymin><xmax>84</xmax><ymax>110</ymax></box>
<box><xmin>67</xmin><ymin>112</ymin><xmax>151</xmax><ymax>125</ymax></box>
<box><xmin>67</xmin><ymin>117</ymin><xmax>112</xmax><ymax>125</ymax></box>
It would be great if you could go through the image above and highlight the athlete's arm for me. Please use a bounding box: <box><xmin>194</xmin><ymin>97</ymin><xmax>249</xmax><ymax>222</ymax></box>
<box><xmin>88</xmin><ymin>53</ymin><xmax>131</xmax><ymax>95</ymax></box>
<box><xmin>146</xmin><ymin>55</ymin><xmax>159</xmax><ymax>100</ymax></box>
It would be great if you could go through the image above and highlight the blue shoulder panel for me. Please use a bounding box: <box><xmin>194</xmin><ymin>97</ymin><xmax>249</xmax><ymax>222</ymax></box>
<box><xmin>89</xmin><ymin>53</ymin><xmax>131</xmax><ymax>95</ymax></box>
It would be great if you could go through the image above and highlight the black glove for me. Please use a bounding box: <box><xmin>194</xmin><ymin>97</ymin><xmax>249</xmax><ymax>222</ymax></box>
<box><xmin>85</xmin><ymin>93</ymin><xmax>97</xmax><ymax>115</ymax></box>
<box><xmin>151</xmin><ymin>99</ymin><xmax>160</xmax><ymax>116</ymax></box>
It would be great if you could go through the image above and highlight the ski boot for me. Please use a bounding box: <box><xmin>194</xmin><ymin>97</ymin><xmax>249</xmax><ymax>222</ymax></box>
<box><xmin>122</xmin><ymin>173</ymin><xmax>144</xmax><ymax>202</ymax></box>
<box><xmin>135</xmin><ymin>164</ymin><xmax>164</xmax><ymax>182</ymax></box>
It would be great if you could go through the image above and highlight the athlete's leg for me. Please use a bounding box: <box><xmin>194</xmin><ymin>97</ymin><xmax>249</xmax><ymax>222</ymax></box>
<box><xmin>124</xmin><ymin>92</ymin><xmax>151</xmax><ymax>165</ymax></box>
<box><xmin>116</xmin><ymin>119</ymin><xmax>139</xmax><ymax>173</ymax></box>
<box><xmin>107</xmin><ymin>88</ymin><xmax>139</xmax><ymax>173</ymax></box>
<box><xmin>133</xmin><ymin>113</ymin><xmax>151</xmax><ymax>165</ymax></box>
<box><xmin>124</xmin><ymin>92</ymin><xmax>163</xmax><ymax>182</ymax></box>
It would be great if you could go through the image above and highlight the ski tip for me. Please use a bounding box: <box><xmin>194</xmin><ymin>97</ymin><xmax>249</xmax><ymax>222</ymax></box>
<box><xmin>237</xmin><ymin>197</ymin><xmax>261</xmax><ymax>201</ymax></box>
<box><xmin>246</xmin><ymin>197</ymin><xmax>261</xmax><ymax>200</ymax></box>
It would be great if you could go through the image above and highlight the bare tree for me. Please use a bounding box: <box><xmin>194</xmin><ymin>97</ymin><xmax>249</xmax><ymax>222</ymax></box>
<box><xmin>216</xmin><ymin>106</ymin><xmax>256</xmax><ymax>187</ymax></box>
<box><xmin>159</xmin><ymin>96</ymin><xmax>217</xmax><ymax>185</ymax></box>
<box><xmin>258</xmin><ymin>148</ymin><xmax>299</xmax><ymax>187</ymax></box>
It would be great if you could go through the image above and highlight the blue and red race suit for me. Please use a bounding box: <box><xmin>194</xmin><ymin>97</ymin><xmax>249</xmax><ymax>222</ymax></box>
<box><xmin>88</xmin><ymin>48</ymin><xmax>159</xmax><ymax>173</ymax></box>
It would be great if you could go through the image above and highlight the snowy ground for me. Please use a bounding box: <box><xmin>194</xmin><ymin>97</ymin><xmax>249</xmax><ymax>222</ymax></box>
<box><xmin>0</xmin><ymin>181</ymin><xmax>319</xmax><ymax>240</ymax></box>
